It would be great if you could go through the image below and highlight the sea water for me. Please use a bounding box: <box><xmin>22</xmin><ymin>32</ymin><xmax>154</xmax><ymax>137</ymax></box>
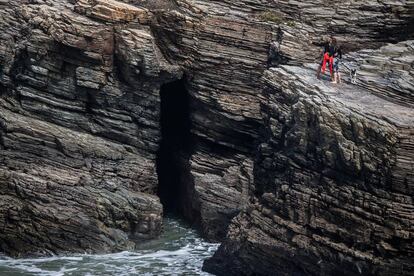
<box><xmin>0</xmin><ymin>217</ymin><xmax>219</xmax><ymax>276</ymax></box>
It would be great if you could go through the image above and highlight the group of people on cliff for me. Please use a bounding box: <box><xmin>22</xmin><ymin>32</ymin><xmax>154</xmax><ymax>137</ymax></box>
<box><xmin>268</xmin><ymin>35</ymin><xmax>344</xmax><ymax>84</ymax></box>
<box><xmin>316</xmin><ymin>36</ymin><xmax>342</xmax><ymax>84</ymax></box>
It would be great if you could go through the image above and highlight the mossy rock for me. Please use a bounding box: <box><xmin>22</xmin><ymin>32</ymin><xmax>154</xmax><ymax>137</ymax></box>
<box><xmin>259</xmin><ymin>11</ymin><xmax>284</xmax><ymax>24</ymax></box>
<box><xmin>259</xmin><ymin>11</ymin><xmax>296</xmax><ymax>27</ymax></box>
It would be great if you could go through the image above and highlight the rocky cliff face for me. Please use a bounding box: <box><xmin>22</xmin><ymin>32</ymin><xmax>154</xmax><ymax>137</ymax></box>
<box><xmin>150</xmin><ymin>0</ymin><xmax>414</xmax><ymax>242</ymax></box>
<box><xmin>0</xmin><ymin>0</ymin><xmax>413</xmax><ymax>275</ymax></box>
<box><xmin>205</xmin><ymin>44</ymin><xmax>414</xmax><ymax>275</ymax></box>
<box><xmin>0</xmin><ymin>0</ymin><xmax>178</xmax><ymax>256</ymax></box>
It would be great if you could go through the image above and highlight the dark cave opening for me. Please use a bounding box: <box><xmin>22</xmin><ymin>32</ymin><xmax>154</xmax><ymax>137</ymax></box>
<box><xmin>156</xmin><ymin>77</ymin><xmax>193</xmax><ymax>215</ymax></box>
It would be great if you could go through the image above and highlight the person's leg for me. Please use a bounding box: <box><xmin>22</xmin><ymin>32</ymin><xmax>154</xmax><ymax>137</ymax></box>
<box><xmin>338</xmin><ymin>72</ymin><xmax>342</xmax><ymax>83</ymax></box>
<box><xmin>331</xmin><ymin>73</ymin><xmax>337</xmax><ymax>83</ymax></box>
<box><xmin>316</xmin><ymin>62</ymin><xmax>322</xmax><ymax>79</ymax></box>
<box><xmin>321</xmin><ymin>53</ymin><xmax>329</xmax><ymax>74</ymax></box>
<box><xmin>332</xmin><ymin>61</ymin><xmax>339</xmax><ymax>83</ymax></box>
<box><xmin>329</xmin><ymin>57</ymin><xmax>334</xmax><ymax>81</ymax></box>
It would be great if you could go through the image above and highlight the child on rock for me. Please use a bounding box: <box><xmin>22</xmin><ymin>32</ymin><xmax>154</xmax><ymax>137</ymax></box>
<box><xmin>332</xmin><ymin>40</ymin><xmax>342</xmax><ymax>84</ymax></box>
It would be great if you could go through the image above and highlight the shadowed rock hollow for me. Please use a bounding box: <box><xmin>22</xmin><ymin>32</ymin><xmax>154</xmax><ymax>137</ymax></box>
<box><xmin>0</xmin><ymin>0</ymin><xmax>413</xmax><ymax>275</ymax></box>
<box><xmin>156</xmin><ymin>77</ymin><xmax>193</xmax><ymax>215</ymax></box>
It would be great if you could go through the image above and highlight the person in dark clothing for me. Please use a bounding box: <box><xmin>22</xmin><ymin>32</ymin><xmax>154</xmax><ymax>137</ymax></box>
<box><xmin>332</xmin><ymin>42</ymin><xmax>343</xmax><ymax>84</ymax></box>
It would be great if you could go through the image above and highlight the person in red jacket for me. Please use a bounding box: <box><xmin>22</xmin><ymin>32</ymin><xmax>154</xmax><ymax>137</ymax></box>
<box><xmin>316</xmin><ymin>36</ymin><xmax>336</xmax><ymax>81</ymax></box>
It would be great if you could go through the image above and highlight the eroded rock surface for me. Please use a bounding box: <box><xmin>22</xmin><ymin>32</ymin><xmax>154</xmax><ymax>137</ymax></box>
<box><xmin>205</xmin><ymin>43</ymin><xmax>414</xmax><ymax>275</ymax></box>
<box><xmin>342</xmin><ymin>40</ymin><xmax>414</xmax><ymax>108</ymax></box>
<box><xmin>150</xmin><ymin>0</ymin><xmax>414</xmax><ymax>242</ymax></box>
<box><xmin>0</xmin><ymin>1</ymin><xmax>413</xmax><ymax>274</ymax></box>
<box><xmin>0</xmin><ymin>0</ymin><xmax>179</xmax><ymax>256</ymax></box>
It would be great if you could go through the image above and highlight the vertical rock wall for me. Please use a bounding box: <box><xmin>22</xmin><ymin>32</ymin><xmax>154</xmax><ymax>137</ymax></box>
<box><xmin>151</xmin><ymin>1</ymin><xmax>272</xmax><ymax>240</ymax></box>
<box><xmin>205</xmin><ymin>46</ymin><xmax>414</xmax><ymax>275</ymax></box>
<box><xmin>0</xmin><ymin>1</ymin><xmax>413</xmax><ymax>274</ymax></box>
<box><xmin>0</xmin><ymin>0</ymin><xmax>180</xmax><ymax>256</ymax></box>
<box><xmin>149</xmin><ymin>0</ymin><xmax>414</xmax><ymax>243</ymax></box>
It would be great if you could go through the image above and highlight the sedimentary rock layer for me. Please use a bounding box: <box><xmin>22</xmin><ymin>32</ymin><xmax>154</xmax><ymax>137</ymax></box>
<box><xmin>205</xmin><ymin>43</ymin><xmax>414</xmax><ymax>275</ymax></box>
<box><xmin>342</xmin><ymin>41</ymin><xmax>414</xmax><ymax>108</ymax></box>
<box><xmin>150</xmin><ymin>0</ymin><xmax>414</xmax><ymax>241</ymax></box>
<box><xmin>0</xmin><ymin>0</ymin><xmax>179</xmax><ymax>256</ymax></box>
<box><xmin>1</xmin><ymin>1</ymin><xmax>413</xmax><ymax>274</ymax></box>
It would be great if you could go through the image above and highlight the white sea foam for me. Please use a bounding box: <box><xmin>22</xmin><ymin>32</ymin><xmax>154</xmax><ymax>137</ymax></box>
<box><xmin>0</xmin><ymin>217</ymin><xmax>219</xmax><ymax>275</ymax></box>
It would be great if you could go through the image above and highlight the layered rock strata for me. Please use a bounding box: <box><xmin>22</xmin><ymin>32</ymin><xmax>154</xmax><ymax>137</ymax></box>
<box><xmin>149</xmin><ymin>0</ymin><xmax>271</xmax><ymax>240</ymax></box>
<box><xmin>0</xmin><ymin>0</ymin><xmax>179</xmax><ymax>256</ymax></box>
<box><xmin>342</xmin><ymin>40</ymin><xmax>414</xmax><ymax>108</ymax></box>
<box><xmin>205</xmin><ymin>43</ymin><xmax>414</xmax><ymax>275</ymax></box>
<box><xmin>0</xmin><ymin>1</ymin><xmax>413</xmax><ymax>274</ymax></box>
<box><xmin>150</xmin><ymin>0</ymin><xmax>414</xmax><ymax>241</ymax></box>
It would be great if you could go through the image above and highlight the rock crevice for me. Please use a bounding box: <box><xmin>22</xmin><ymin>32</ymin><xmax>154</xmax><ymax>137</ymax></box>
<box><xmin>205</xmin><ymin>42</ymin><xmax>414</xmax><ymax>275</ymax></box>
<box><xmin>0</xmin><ymin>1</ymin><xmax>413</xmax><ymax>275</ymax></box>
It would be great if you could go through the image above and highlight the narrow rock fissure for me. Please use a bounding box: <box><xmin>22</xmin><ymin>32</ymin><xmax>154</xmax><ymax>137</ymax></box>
<box><xmin>156</xmin><ymin>76</ymin><xmax>194</xmax><ymax>217</ymax></box>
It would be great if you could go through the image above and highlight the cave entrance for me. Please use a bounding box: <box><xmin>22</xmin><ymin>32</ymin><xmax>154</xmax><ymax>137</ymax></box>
<box><xmin>156</xmin><ymin>77</ymin><xmax>192</xmax><ymax>215</ymax></box>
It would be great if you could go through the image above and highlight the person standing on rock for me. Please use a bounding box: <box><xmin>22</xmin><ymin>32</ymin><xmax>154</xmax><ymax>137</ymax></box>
<box><xmin>316</xmin><ymin>36</ymin><xmax>335</xmax><ymax>81</ymax></box>
<box><xmin>332</xmin><ymin>39</ymin><xmax>343</xmax><ymax>84</ymax></box>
